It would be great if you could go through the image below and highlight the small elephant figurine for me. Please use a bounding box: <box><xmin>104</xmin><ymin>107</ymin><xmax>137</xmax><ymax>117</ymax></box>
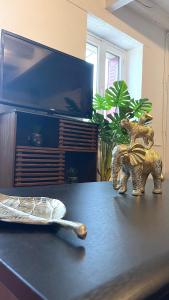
<box><xmin>112</xmin><ymin>143</ymin><xmax>162</xmax><ymax>196</ymax></box>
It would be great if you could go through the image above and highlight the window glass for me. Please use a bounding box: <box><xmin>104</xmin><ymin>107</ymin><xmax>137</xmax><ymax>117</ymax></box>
<box><xmin>86</xmin><ymin>43</ymin><xmax>98</xmax><ymax>95</ymax></box>
<box><xmin>86</xmin><ymin>34</ymin><xmax>126</xmax><ymax>99</ymax></box>
<box><xmin>105</xmin><ymin>52</ymin><xmax>120</xmax><ymax>89</ymax></box>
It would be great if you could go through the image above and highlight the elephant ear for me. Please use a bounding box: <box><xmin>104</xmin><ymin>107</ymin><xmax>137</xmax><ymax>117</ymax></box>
<box><xmin>128</xmin><ymin>143</ymin><xmax>146</xmax><ymax>166</ymax></box>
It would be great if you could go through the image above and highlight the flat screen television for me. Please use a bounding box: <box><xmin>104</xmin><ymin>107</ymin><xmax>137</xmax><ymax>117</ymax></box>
<box><xmin>0</xmin><ymin>30</ymin><xmax>93</xmax><ymax>118</ymax></box>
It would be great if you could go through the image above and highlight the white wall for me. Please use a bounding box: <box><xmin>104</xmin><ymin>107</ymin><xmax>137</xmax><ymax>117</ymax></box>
<box><xmin>0</xmin><ymin>0</ymin><xmax>167</xmax><ymax>172</ymax></box>
<box><xmin>0</xmin><ymin>0</ymin><xmax>86</xmax><ymax>59</ymax></box>
<box><xmin>127</xmin><ymin>45</ymin><xmax>143</xmax><ymax>100</ymax></box>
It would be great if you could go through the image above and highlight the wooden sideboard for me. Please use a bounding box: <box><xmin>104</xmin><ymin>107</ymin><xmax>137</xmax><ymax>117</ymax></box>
<box><xmin>0</xmin><ymin>110</ymin><xmax>98</xmax><ymax>187</ymax></box>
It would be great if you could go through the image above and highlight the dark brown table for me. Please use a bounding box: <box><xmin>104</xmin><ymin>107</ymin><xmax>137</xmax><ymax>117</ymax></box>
<box><xmin>0</xmin><ymin>181</ymin><xmax>169</xmax><ymax>300</ymax></box>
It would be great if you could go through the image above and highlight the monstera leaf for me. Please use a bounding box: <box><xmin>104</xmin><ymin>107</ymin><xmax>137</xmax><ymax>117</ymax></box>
<box><xmin>129</xmin><ymin>98</ymin><xmax>152</xmax><ymax>118</ymax></box>
<box><xmin>93</xmin><ymin>94</ymin><xmax>112</xmax><ymax>110</ymax></box>
<box><xmin>105</xmin><ymin>81</ymin><xmax>130</xmax><ymax>108</ymax></box>
<box><xmin>107</xmin><ymin>113</ymin><xmax>130</xmax><ymax>145</ymax></box>
<box><xmin>128</xmin><ymin>144</ymin><xmax>146</xmax><ymax>166</ymax></box>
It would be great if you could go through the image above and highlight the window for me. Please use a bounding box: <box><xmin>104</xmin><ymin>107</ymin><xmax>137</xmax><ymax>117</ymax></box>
<box><xmin>86</xmin><ymin>43</ymin><xmax>98</xmax><ymax>96</ymax></box>
<box><xmin>86</xmin><ymin>34</ymin><xmax>127</xmax><ymax>96</ymax></box>
<box><xmin>105</xmin><ymin>52</ymin><xmax>119</xmax><ymax>89</ymax></box>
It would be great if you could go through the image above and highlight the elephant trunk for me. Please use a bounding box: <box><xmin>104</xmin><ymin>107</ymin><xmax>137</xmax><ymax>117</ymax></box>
<box><xmin>112</xmin><ymin>155</ymin><xmax>121</xmax><ymax>190</ymax></box>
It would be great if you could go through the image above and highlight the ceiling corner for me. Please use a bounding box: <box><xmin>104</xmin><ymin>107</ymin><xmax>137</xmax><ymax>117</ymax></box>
<box><xmin>106</xmin><ymin>0</ymin><xmax>135</xmax><ymax>11</ymax></box>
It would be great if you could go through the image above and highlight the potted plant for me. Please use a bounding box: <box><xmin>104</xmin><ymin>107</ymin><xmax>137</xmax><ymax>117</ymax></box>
<box><xmin>92</xmin><ymin>80</ymin><xmax>152</xmax><ymax>181</ymax></box>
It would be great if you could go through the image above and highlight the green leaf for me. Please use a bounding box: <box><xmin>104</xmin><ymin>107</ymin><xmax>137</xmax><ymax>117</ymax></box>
<box><xmin>92</xmin><ymin>110</ymin><xmax>105</xmax><ymax>124</ymax></box>
<box><xmin>129</xmin><ymin>98</ymin><xmax>152</xmax><ymax>118</ymax></box>
<box><xmin>105</xmin><ymin>80</ymin><xmax>130</xmax><ymax>108</ymax></box>
<box><xmin>93</xmin><ymin>94</ymin><xmax>112</xmax><ymax>110</ymax></box>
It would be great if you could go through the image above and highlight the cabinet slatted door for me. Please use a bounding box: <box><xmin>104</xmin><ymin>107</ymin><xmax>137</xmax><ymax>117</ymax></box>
<box><xmin>59</xmin><ymin>119</ymin><xmax>98</xmax><ymax>152</ymax></box>
<box><xmin>15</xmin><ymin>146</ymin><xmax>65</xmax><ymax>186</ymax></box>
<box><xmin>0</xmin><ymin>111</ymin><xmax>98</xmax><ymax>187</ymax></box>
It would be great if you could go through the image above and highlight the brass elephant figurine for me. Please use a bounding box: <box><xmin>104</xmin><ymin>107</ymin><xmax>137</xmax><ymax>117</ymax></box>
<box><xmin>112</xmin><ymin>143</ymin><xmax>162</xmax><ymax>196</ymax></box>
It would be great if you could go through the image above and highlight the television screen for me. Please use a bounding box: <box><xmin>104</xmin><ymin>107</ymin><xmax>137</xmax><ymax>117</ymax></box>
<box><xmin>0</xmin><ymin>30</ymin><xmax>93</xmax><ymax>118</ymax></box>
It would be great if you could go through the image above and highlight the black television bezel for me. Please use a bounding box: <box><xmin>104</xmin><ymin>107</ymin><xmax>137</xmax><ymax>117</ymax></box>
<box><xmin>0</xmin><ymin>29</ymin><xmax>93</xmax><ymax>119</ymax></box>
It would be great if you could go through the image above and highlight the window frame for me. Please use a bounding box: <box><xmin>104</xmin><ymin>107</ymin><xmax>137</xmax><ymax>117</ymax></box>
<box><xmin>86</xmin><ymin>33</ymin><xmax>127</xmax><ymax>95</ymax></box>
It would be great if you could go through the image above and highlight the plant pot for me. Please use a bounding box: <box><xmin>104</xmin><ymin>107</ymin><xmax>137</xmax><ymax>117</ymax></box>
<box><xmin>68</xmin><ymin>176</ymin><xmax>78</xmax><ymax>184</ymax></box>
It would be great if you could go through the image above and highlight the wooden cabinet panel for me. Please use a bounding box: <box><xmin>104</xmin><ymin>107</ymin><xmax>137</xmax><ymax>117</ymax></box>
<box><xmin>0</xmin><ymin>111</ymin><xmax>98</xmax><ymax>187</ymax></box>
<box><xmin>0</xmin><ymin>282</ymin><xmax>18</xmax><ymax>300</ymax></box>
<box><xmin>59</xmin><ymin>119</ymin><xmax>98</xmax><ymax>151</ymax></box>
<box><xmin>0</xmin><ymin>112</ymin><xmax>16</xmax><ymax>187</ymax></box>
<box><xmin>15</xmin><ymin>146</ymin><xmax>65</xmax><ymax>187</ymax></box>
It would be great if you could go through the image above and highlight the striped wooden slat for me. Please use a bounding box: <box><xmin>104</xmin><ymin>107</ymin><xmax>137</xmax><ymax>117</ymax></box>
<box><xmin>16</xmin><ymin>163</ymin><xmax>64</xmax><ymax>167</ymax></box>
<box><xmin>60</xmin><ymin>119</ymin><xmax>97</xmax><ymax>128</ymax></box>
<box><xmin>59</xmin><ymin>126</ymin><xmax>97</xmax><ymax>135</ymax></box>
<box><xmin>16</xmin><ymin>146</ymin><xmax>61</xmax><ymax>152</ymax></box>
<box><xmin>59</xmin><ymin>147</ymin><xmax>97</xmax><ymax>152</ymax></box>
<box><xmin>16</xmin><ymin>168</ymin><xmax>63</xmax><ymax>172</ymax></box>
<box><xmin>60</xmin><ymin>141</ymin><xmax>95</xmax><ymax>146</ymax></box>
<box><xmin>14</xmin><ymin>146</ymin><xmax>65</xmax><ymax>187</ymax></box>
<box><xmin>59</xmin><ymin>136</ymin><xmax>96</xmax><ymax>143</ymax></box>
<box><xmin>15</xmin><ymin>176</ymin><xmax>64</xmax><ymax>182</ymax></box>
<box><xmin>15</xmin><ymin>172</ymin><xmax>64</xmax><ymax>177</ymax></box>
<box><xmin>16</xmin><ymin>158</ymin><xmax>63</xmax><ymax>163</ymax></box>
<box><xmin>15</xmin><ymin>181</ymin><xmax>64</xmax><ymax>186</ymax></box>
<box><xmin>59</xmin><ymin>119</ymin><xmax>98</xmax><ymax>151</ymax></box>
<box><xmin>60</xmin><ymin>126</ymin><xmax>96</xmax><ymax>134</ymax></box>
<box><xmin>16</xmin><ymin>153</ymin><xmax>64</xmax><ymax>158</ymax></box>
